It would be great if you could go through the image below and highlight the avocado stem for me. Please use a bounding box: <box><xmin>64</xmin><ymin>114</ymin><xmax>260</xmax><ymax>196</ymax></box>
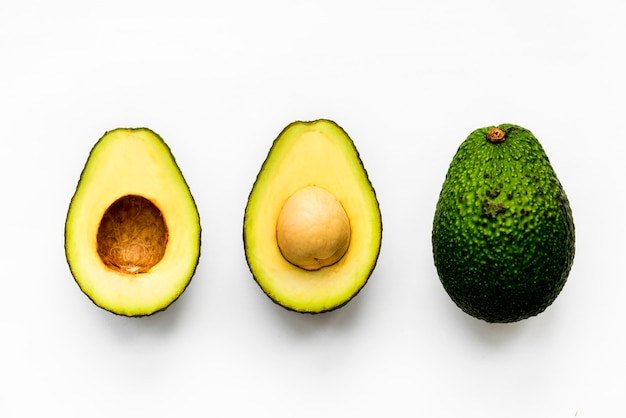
<box><xmin>487</xmin><ymin>127</ymin><xmax>506</xmax><ymax>143</ymax></box>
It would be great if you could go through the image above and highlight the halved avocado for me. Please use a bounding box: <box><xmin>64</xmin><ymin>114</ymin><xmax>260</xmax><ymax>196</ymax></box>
<box><xmin>243</xmin><ymin>119</ymin><xmax>382</xmax><ymax>313</ymax></box>
<box><xmin>65</xmin><ymin>128</ymin><xmax>201</xmax><ymax>316</ymax></box>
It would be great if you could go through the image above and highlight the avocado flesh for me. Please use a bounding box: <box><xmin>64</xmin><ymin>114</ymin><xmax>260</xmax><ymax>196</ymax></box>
<box><xmin>65</xmin><ymin>128</ymin><xmax>201</xmax><ymax>317</ymax></box>
<box><xmin>244</xmin><ymin>119</ymin><xmax>382</xmax><ymax>313</ymax></box>
<box><xmin>432</xmin><ymin>124</ymin><xmax>575</xmax><ymax>323</ymax></box>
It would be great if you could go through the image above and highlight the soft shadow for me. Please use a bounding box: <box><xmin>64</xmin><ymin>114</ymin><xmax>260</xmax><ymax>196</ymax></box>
<box><xmin>94</xmin><ymin>278</ymin><xmax>197</xmax><ymax>342</ymax></box>
<box><xmin>452</xmin><ymin>307</ymin><xmax>531</xmax><ymax>347</ymax></box>
<box><xmin>267</xmin><ymin>288</ymin><xmax>369</xmax><ymax>338</ymax></box>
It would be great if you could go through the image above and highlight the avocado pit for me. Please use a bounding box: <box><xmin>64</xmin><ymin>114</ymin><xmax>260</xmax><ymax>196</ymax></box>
<box><xmin>96</xmin><ymin>195</ymin><xmax>168</xmax><ymax>274</ymax></box>
<box><xmin>276</xmin><ymin>186</ymin><xmax>351</xmax><ymax>271</ymax></box>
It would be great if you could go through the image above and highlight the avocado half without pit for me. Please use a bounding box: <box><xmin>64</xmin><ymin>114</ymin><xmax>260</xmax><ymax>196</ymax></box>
<box><xmin>65</xmin><ymin>128</ymin><xmax>201</xmax><ymax>317</ymax></box>
<box><xmin>244</xmin><ymin>119</ymin><xmax>382</xmax><ymax>313</ymax></box>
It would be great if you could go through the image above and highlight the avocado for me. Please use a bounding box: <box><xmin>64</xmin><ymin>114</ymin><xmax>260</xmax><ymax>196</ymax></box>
<box><xmin>432</xmin><ymin>124</ymin><xmax>575</xmax><ymax>323</ymax></box>
<box><xmin>243</xmin><ymin>119</ymin><xmax>382</xmax><ymax>313</ymax></box>
<box><xmin>65</xmin><ymin>128</ymin><xmax>201</xmax><ymax>316</ymax></box>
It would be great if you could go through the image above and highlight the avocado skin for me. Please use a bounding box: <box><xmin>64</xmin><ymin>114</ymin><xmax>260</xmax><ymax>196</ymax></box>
<box><xmin>432</xmin><ymin>124</ymin><xmax>575</xmax><ymax>323</ymax></box>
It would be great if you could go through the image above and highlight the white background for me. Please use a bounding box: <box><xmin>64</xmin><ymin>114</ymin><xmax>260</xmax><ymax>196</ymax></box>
<box><xmin>1</xmin><ymin>1</ymin><xmax>624</xmax><ymax>417</ymax></box>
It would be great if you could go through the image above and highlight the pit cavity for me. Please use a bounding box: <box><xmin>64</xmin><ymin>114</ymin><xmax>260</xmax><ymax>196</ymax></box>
<box><xmin>96</xmin><ymin>195</ymin><xmax>168</xmax><ymax>274</ymax></box>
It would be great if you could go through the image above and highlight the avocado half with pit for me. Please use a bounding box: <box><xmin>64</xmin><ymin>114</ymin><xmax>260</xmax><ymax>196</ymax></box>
<box><xmin>65</xmin><ymin>128</ymin><xmax>201</xmax><ymax>316</ymax></box>
<box><xmin>243</xmin><ymin>119</ymin><xmax>382</xmax><ymax>313</ymax></box>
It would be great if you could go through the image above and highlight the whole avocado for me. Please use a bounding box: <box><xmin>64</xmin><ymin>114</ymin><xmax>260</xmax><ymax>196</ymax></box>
<box><xmin>432</xmin><ymin>124</ymin><xmax>575</xmax><ymax>323</ymax></box>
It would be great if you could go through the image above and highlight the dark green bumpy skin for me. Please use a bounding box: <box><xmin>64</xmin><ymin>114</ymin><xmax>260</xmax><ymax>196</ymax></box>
<box><xmin>432</xmin><ymin>124</ymin><xmax>575</xmax><ymax>323</ymax></box>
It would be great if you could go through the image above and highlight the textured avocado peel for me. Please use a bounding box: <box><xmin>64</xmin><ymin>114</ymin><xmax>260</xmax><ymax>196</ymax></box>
<box><xmin>432</xmin><ymin>124</ymin><xmax>575</xmax><ymax>323</ymax></box>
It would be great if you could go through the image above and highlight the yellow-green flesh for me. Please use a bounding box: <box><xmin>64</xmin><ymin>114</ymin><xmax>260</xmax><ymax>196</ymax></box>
<box><xmin>244</xmin><ymin>120</ymin><xmax>382</xmax><ymax>313</ymax></box>
<box><xmin>65</xmin><ymin>128</ymin><xmax>200</xmax><ymax>316</ymax></box>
